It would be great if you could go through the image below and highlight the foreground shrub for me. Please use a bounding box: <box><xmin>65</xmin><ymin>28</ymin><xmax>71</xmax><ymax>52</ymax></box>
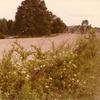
<box><xmin>0</xmin><ymin>31</ymin><xmax>99</xmax><ymax>100</ymax></box>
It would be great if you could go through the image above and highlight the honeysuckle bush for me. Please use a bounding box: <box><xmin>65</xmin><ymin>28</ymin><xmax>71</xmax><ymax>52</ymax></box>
<box><xmin>0</xmin><ymin>30</ymin><xmax>99</xmax><ymax>100</ymax></box>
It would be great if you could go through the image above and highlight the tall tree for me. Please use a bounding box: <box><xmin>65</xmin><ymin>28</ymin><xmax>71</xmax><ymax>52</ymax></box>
<box><xmin>51</xmin><ymin>17</ymin><xmax>67</xmax><ymax>33</ymax></box>
<box><xmin>7</xmin><ymin>20</ymin><xmax>15</xmax><ymax>35</ymax></box>
<box><xmin>0</xmin><ymin>18</ymin><xmax>8</xmax><ymax>34</ymax></box>
<box><xmin>15</xmin><ymin>0</ymin><xmax>52</xmax><ymax>36</ymax></box>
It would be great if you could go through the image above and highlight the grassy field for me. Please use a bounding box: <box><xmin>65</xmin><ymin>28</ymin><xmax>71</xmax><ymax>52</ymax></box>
<box><xmin>0</xmin><ymin>33</ymin><xmax>79</xmax><ymax>59</ymax></box>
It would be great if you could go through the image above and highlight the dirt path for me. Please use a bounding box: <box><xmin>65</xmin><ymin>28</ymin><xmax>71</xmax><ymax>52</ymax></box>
<box><xmin>0</xmin><ymin>33</ymin><xmax>80</xmax><ymax>58</ymax></box>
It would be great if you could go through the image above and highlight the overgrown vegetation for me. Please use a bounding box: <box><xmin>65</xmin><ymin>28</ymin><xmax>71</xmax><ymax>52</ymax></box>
<box><xmin>0</xmin><ymin>29</ymin><xmax>99</xmax><ymax>100</ymax></box>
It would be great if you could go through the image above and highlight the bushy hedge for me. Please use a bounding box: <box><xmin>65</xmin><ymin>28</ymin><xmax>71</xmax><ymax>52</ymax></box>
<box><xmin>0</xmin><ymin>31</ymin><xmax>99</xmax><ymax>100</ymax></box>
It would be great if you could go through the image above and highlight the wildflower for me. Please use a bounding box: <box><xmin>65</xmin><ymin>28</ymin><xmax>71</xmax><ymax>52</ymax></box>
<box><xmin>72</xmin><ymin>64</ymin><xmax>78</xmax><ymax>68</ymax></box>
<box><xmin>68</xmin><ymin>84</ymin><xmax>71</xmax><ymax>87</ymax></box>
<box><xmin>49</xmin><ymin>77</ymin><xmax>53</xmax><ymax>80</ymax></box>
<box><xmin>90</xmin><ymin>76</ymin><xmax>95</xmax><ymax>79</ymax></box>
<box><xmin>34</xmin><ymin>67</ymin><xmax>40</xmax><ymax>71</ymax></box>
<box><xmin>21</xmin><ymin>70</ymin><xmax>26</xmax><ymax>74</ymax></box>
<box><xmin>40</xmin><ymin>65</ymin><xmax>43</xmax><ymax>68</ymax></box>
<box><xmin>63</xmin><ymin>68</ymin><xmax>66</xmax><ymax>71</ymax></box>
<box><xmin>26</xmin><ymin>74</ymin><xmax>30</xmax><ymax>80</ymax></box>
<box><xmin>53</xmin><ymin>55</ymin><xmax>57</xmax><ymax>58</ymax></box>
<box><xmin>71</xmin><ymin>78</ymin><xmax>75</xmax><ymax>81</ymax></box>
<box><xmin>74</xmin><ymin>74</ymin><xmax>77</xmax><ymax>77</ymax></box>
<box><xmin>76</xmin><ymin>80</ymin><xmax>79</xmax><ymax>83</ymax></box>
<box><xmin>45</xmin><ymin>85</ymin><xmax>49</xmax><ymax>88</ymax></box>
<box><xmin>69</xmin><ymin>61</ymin><xmax>72</xmax><ymax>65</ymax></box>
<box><xmin>83</xmin><ymin>81</ymin><xmax>86</xmax><ymax>84</ymax></box>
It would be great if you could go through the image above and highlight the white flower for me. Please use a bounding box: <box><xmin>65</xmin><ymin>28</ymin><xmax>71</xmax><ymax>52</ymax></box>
<box><xmin>83</xmin><ymin>81</ymin><xmax>86</xmax><ymax>84</ymax></box>
<box><xmin>69</xmin><ymin>61</ymin><xmax>72</xmax><ymax>64</ymax></box>
<box><xmin>49</xmin><ymin>77</ymin><xmax>53</xmax><ymax>80</ymax></box>
<box><xmin>26</xmin><ymin>75</ymin><xmax>30</xmax><ymax>80</ymax></box>
<box><xmin>76</xmin><ymin>80</ymin><xmax>79</xmax><ymax>83</ymax></box>
<box><xmin>71</xmin><ymin>78</ymin><xmax>75</xmax><ymax>81</ymax></box>
<box><xmin>74</xmin><ymin>74</ymin><xmax>77</xmax><ymax>77</ymax></box>
<box><xmin>63</xmin><ymin>68</ymin><xmax>66</xmax><ymax>71</ymax></box>
<box><xmin>21</xmin><ymin>70</ymin><xmax>26</xmax><ymax>74</ymax></box>
<box><xmin>45</xmin><ymin>85</ymin><xmax>49</xmax><ymax>88</ymax></box>
<box><xmin>53</xmin><ymin>55</ymin><xmax>57</xmax><ymax>58</ymax></box>
<box><xmin>72</xmin><ymin>64</ymin><xmax>78</xmax><ymax>68</ymax></box>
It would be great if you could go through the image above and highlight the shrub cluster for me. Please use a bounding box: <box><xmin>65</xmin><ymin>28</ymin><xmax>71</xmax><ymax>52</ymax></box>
<box><xmin>0</xmin><ymin>32</ymin><xmax>98</xmax><ymax>100</ymax></box>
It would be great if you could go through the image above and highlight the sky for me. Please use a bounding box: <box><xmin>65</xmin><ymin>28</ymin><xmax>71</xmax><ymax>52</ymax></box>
<box><xmin>0</xmin><ymin>0</ymin><xmax>100</xmax><ymax>27</ymax></box>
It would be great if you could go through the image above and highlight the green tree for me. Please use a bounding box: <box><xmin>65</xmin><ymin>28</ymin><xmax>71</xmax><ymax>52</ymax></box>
<box><xmin>15</xmin><ymin>0</ymin><xmax>52</xmax><ymax>36</ymax></box>
<box><xmin>7</xmin><ymin>20</ymin><xmax>15</xmax><ymax>35</ymax></box>
<box><xmin>0</xmin><ymin>18</ymin><xmax>8</xmax><ymax>34</ymax></box>
<box><xmin>51</xmin><ymin>17</ymin><xmax>67</xmax><ymax>33</ymax></box>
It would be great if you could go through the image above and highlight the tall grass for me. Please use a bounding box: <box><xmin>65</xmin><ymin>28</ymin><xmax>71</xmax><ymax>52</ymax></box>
<box><xmin>0</xmin><ymin>30</ymin><xmax>99</xmax><ymax>100</ymax></box>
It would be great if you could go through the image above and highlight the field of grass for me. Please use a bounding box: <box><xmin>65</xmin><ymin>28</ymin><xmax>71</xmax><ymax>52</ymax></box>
<box><xmin>0</xmin><ymin>31</ymin><xmax>99</xmax><ymax>100</ymax></box>
<box><xmin>0</xmin><ymin>33</ymin><xmax>79</xmax><ymax>59</ymax></box>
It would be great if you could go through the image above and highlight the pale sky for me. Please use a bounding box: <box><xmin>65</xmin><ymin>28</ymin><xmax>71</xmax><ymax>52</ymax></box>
<box><xmin>0</xmin><ymin>0</ymin><xmax>100</xmax><ymax>27</ymax></box>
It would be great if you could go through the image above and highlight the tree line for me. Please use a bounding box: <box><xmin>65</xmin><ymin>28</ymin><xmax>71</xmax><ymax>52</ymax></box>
<box><xmin>0</xmin><ymin>0</ymin><xmax>67</xmax><ymax>38</ymax></box>
<box><xmin>0</xmin><ymin>19</ymin><xmax>14</xmax><ymax>37</ymax></box>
